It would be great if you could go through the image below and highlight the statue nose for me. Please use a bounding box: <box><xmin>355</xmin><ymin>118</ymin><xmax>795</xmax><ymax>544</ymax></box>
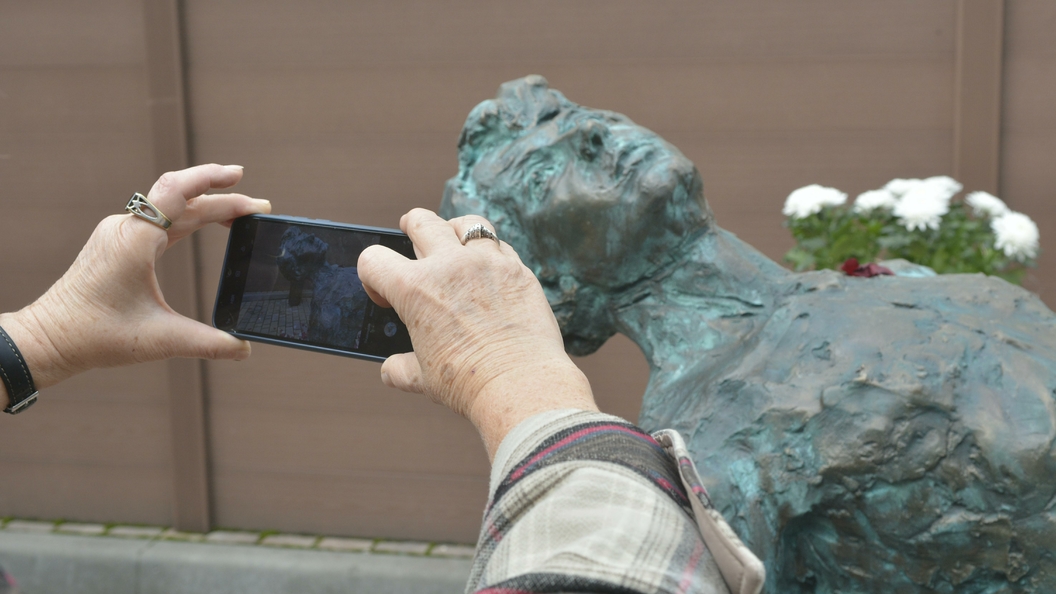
<box><xmin>575</xmin><ymin>120</ymin><xmax>609</xmax><ymax>160</ymax></box>
<box><xmin>638</xmin><ymin>152</ymin><xmax>693</xmax><ymax>197</ymax></box>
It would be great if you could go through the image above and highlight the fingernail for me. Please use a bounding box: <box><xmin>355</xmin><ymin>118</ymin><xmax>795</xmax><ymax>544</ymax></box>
<box><xmin>253</xmin><ymin>198</ymin><xmax>271</xmax><ymax>206</ymax></box>
<box><xmin>381</xmin><ymin>371</ymin><xmax>392</xmax><ymax>386</ymax></box>
<box><xmin>225</xmin><ymin>164</ymin><xmax>244</xmax><ymax>171</ymax></box>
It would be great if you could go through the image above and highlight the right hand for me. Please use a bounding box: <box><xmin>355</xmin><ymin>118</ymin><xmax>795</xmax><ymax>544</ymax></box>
<box><xmin>357</xmin><ymin>209</ymin><xmax>597</xmax><ymax>458</ymax></box>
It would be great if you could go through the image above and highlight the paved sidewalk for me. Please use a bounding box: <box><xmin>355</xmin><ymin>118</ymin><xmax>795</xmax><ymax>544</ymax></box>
<box><xmin>236</xmin><ymin>296</ymin><xmax>312</xmax><ymax>339</ymax></box>
<box><xmin>0</xmin><ymin>531</ymin><xmax>473</xmax><ymax>594</ymax></box>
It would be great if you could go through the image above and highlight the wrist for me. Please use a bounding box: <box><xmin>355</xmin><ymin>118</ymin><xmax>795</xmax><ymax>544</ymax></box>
<box><xmin>467</xmin><ymin>356</ymin><xmax>598</xmax><ymax>461</ymax></box>
<box><xmin>0</xmin><ymin>304</ymin><xmax>73</xmax><ymax>393</ymax></box>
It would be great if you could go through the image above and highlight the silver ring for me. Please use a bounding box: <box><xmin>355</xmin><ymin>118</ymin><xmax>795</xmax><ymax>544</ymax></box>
<box><xmin>461</xmin><ymin>223</ymin><xmax>499</xmax><ymax>245</ymax></box>
<box><xmin>125</xmin><ymin>193</ymin><xmax>173</xmax><ymax>230</ymax></box>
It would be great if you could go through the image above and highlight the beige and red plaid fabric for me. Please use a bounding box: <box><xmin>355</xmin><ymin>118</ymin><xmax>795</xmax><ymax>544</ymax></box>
<box><xmin>465</xmin><ymin>410</ymin><xmax>735</xmax><ymax>594</ymax></box>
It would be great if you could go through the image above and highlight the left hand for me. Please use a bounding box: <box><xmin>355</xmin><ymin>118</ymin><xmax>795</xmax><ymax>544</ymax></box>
<box><xmin>0</xmin><ymin>164</ymin><xmax>271</xmax><ymax>390</ymax></box>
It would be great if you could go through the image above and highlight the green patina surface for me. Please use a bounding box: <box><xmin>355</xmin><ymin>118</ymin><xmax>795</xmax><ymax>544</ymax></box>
<box><xmin>441</xmin><ymin>76</ymin><xmax>1056</xmax><ymax>593</ymax></box>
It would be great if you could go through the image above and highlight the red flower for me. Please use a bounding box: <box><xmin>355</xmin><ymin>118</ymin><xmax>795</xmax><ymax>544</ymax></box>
<box><xmin>841</xmin><ymin>257</ymin><xmax>894</xmax><ymax>278</ymax></box>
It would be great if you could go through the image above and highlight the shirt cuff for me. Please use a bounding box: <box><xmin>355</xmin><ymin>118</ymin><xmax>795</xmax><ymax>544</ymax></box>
<box><xmin>489</xmin><ymin>408</ymin><xmax>625</xmax><ymax>497</ymax></box>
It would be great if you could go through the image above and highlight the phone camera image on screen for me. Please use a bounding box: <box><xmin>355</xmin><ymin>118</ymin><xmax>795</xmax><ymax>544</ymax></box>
<box><xmin>214</xmin><ymin>215</ymin><xmax>414</xmax><ymax>361</ymax></box>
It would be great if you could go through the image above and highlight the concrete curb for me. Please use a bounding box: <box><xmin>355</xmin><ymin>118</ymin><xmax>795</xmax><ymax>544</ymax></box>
<box><xmin>0</xmin><ymin>531</ymin><xmax>472</xmax><ymax>594</ymax></box>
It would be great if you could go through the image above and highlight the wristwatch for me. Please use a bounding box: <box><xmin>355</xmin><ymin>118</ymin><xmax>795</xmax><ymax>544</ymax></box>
<box><xmin>0</xmin><ymin>325</ymin><xmax>38</xmax><ymax>414</ymax></box>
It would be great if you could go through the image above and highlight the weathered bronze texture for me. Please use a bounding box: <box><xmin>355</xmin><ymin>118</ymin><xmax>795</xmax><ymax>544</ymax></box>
<box><xmin>442</xmin><ymin>76</ymin><xmax>1056</xmax><ymax>593</ymax></box>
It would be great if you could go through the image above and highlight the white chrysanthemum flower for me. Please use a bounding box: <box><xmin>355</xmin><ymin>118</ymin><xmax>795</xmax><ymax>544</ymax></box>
<box><xmin>883</xmin><ymin>176</ymin><xmax>962</xmax><ymax>204</ymax></box>
<box><xmin>965</xmin><ymin>191</ymin><xmax>1010</xmax><ymax>218</ymax></box>
<box><xmin>893</xmin><ymin>185</ymin><xmax>950</xmax><ymax>231</ymax></box>
<box><xmin>886</xmin><ymin>176</ymin><xmax>961</xmax><ymax>231</ymax></box>
<box><xmin>853</xmin><ymin>189</ymin><xmax>898</xmax><ymax>213</ymax></box>
<box><xmin>992</xmin><ymin>211</ymin><xmax>1040</xmax><ymax>261</ymax></box>
<box><xmin>783</xmin><ymin>184</ymin><xmax>847</xmax><ymax>219</ymax></box>
<box><xmin>920</xmin><ymin>176</ymin><xmax>963</xmax><ymax>200</ymax></box>
<box><xmin>883</xmin><ymin>178</ymin><xmax>919</xmax><ymax>197</ymax></box>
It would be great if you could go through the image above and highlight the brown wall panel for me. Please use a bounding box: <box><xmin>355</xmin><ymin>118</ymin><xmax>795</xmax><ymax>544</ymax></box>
<box><xmin>0</xmin><ymin>462</ymin><xmax>171</xmax><ymax>525</ymax></box>
<box><xmin>684</xmin><ymin>129</ymin><xmax>955</xmax><ymax>259</ymax></box>
<box><xmin>1000</xmin><ymin>1</ymin><xmax>1056</xmax><ymax>304</ymax></box>
<box><xmin>953</xmin><ymin>0</ymin><xmax>1005</xmax><ymax>195</ymax></box>
<box><xmin>0</xmin><ymin>75</ymin><xmax>155</xmax><ymax>308</ymax></box>
<box><xmin>0</xmin><ymin>2</ymin><xmax>144</xmax><ymax>67</ymax></box>
<box><xmin>184</xmin><ymin>60</ymin><xmax>953</xmax><ymax>138</ymax></box>
<box><xmin>0</xmin><ymin>390</ymin><xmax>170</xmax><ymax>464</ymax></box>
<box><xmin>0</xmin><ymin>368</ymin><xmax>173</xmax><ymax>524</ymax></box>
<box><xmin>211</xmin><ymin>409</ymin><xmax>485</xmax><ymax>477</ymax></box>
<box><xmin>0</xmin><ymin>1</ymin><xmax>174</xmax><ymax>526</ymax></box>
<box><xmin>212</xmin><ymin>472</ymin><xmax>487</xmax><ymax>542</ymax></box>
<box><xmin>0</xmin><ymin>365</ymin><xmax>174</xmax><ymax>524</ymax></box>
<box><xmin>181</xmin><ymin>1</ymin><xmax>955</xmax><ymax>67</ymax></box>
<box><xmin>207</xmin><ymin>407</ymin><xmax>490</xmax><ymax>541</ymax></box>
<box><xmin>575</xmin><ymin>335</ymin><xmax>648</xmax><ymax>423</ymax></box>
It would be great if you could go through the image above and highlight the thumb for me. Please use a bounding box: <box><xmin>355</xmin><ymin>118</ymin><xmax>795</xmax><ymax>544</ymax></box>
<box><xmin>381</xmin><ymin>352</ymin><xmax>424</xmax><ymax>394</ymax></box>
<box><xmin>164</xmin><ymin>315</ymin><xmax>253</xmax><ymax>361</ymax></box>
<box><xmin>358</xmin><ymin>244</ymin><xmax>413</xmax><ymax>310</ymax></box>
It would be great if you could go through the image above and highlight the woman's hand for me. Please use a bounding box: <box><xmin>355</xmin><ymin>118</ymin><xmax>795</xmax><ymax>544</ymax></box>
<box><xmin>0</xmin><ymin>164</ymin><xmax>271</xmax><ymax>395</ymax></box>
<box><xmin>358</xmin><ymin>208</ymin><xmax>597</xmax><ymax>458</ymax></box>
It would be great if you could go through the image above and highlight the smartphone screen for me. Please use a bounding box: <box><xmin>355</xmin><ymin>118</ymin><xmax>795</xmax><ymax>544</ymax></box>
<box><xmin>213</xmin><ymin>214</ymin><xmax>414</xmax><ymax>361</ymax></box>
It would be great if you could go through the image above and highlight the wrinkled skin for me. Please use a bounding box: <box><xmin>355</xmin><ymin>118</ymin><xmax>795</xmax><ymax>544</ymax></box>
<box><xmin>357</xmin><ymin>209</ymin><xmax>597</xmax><ymax>460</ymax></box>
<box><xmin>0</xmin><ymin>164</ymin><xmax>266</xmax><ymax>401</ymax></box>
<box><xmin>442</xmin><ymin>76</ymin><xmax>1056</xmax><ymax>593</ymax></box>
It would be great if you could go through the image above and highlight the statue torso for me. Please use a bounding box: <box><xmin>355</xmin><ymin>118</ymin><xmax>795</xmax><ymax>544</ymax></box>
<box><xmin>636</xmin><ymin>271</ymin><xmax>1056</xmax><ymax>593</ymax></box>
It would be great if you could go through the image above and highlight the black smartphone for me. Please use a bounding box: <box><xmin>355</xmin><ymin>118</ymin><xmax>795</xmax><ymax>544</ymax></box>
<box><xmin>213</xmin><ymin>214</ymin><xmax>414</xmax><ymax>362</ymax></box>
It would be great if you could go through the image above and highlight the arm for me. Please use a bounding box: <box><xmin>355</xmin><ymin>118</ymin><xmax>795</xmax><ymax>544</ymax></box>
<box><xmin>0</xmin><ymin>164</ymin><xmax>271</xmax><ymax>411</ymax></box>
<box><xmin>358</xmin><ymin>210</ymin><xmax>758</xmax><ymax>593</ymax></box>
<box><xmin>469</xmin><ymin>409</ymin><xmax>732</xmax><ymax>594</ymax></box>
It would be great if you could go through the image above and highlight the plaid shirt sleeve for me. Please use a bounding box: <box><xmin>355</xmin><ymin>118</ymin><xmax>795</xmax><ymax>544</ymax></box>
<box><xmin>464</xmin><ymin>410</ymin><xmax>741</xmax><ymax>594</ymax></box>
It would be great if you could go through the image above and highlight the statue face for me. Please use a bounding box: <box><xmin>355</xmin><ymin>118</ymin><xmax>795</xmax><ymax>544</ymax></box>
<box><xmin>442</xmin><ymin>76</ymin><xmax>710</xmax><ymax>353</ymax></box>
<box><xmin>515</xmin><ymin>110</ymin><xmax>696</xmax><ymax>287</ymax></box>
<box><xmin>276</xmin><ymin>227</ymin><xmax>328</xmax><ymax>283</ymax></box>
<box><xmin>487</xmin><ymin>109</ymin><xmax>701</xmax><ymax>288</ymax></box>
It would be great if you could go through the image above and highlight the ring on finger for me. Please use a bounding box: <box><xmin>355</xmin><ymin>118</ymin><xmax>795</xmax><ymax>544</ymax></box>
<box><xmin>461</xmin><ymin>223</ymin><xmax>499</xmax><ymax>245</ymax></box>
<box><xmin>125</xmin><ymin>193</ymin><xmax>173</xmax><ymax>230</ymax></box>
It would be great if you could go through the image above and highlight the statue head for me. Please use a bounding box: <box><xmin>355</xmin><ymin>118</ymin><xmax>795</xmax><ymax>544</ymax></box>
<box><xmin>276</xmin><ymin>226</ymin><xmax>329</xmax><ymax>283</ymax></box>
<box><xmin>441</xmin><ymin>75</ymin><xmax>712</xmax><ymax>355</ymax></box>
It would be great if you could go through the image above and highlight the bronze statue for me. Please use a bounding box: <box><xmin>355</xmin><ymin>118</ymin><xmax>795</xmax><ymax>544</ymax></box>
<box><xmin>276</xmin><ymin>227</ymin><xmax>369</xmax><ymax>348</ymax></box>
<box><xmin>441</xmin><ymin>76</ymin><xmax>1056</xmax><ymax>593</ymax></box>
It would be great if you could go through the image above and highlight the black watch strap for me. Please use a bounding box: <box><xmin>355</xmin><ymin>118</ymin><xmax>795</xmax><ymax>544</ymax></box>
<box><xmin>0</xmin><ymin>325</ymin><xmax>38</xmax><ymax>414</ymax></box>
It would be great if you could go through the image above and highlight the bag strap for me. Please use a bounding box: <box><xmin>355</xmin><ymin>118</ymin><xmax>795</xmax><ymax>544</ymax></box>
<box><xmin>653</xmin><ymin>429</ymin><xmax>765</xmax><ymax>594</ymax></box>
